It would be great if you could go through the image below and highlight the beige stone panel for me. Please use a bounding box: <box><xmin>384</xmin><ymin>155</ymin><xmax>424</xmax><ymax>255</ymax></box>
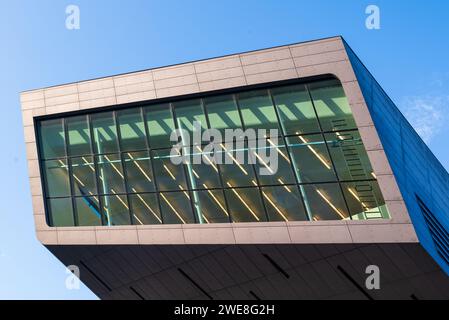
<box><xmin>199</xmin><ymin>77</ymin><xmax>247</xmax><ymax>92</ymax></box>
<box><xmin>367</xmin><ymin>150</ymin><xmax>393</xmax><ymax>176</ymax></box>
<box><xmin>57</xmin><ymin>230</ymin><xmax>97</xmax><ymax>244</ymax></box>
<box><xmin>288</xmin><ymin>225</ymin><xmax>352</xmax><ymax>243</ymax></box>
<box><xmin>115</xmin><ymin>81</ymin><xmax>155</xmax><ymax>96</ymax></box>
<box><xmin>27</xmin><ymin>159</ymin><xmax>40</xmax><ymax>178</ymax></box>
<box><xmin>196</xmin><ymin>66</ymin><xmax>244</xmax><ymax>83</ymax></box>
<box><xmin>45</xmin><ymin>94</ymin><xmax>79</xmax><ymax>107</ymax></box>
<box><xmin>24</xmin><ymin>126</ymin><xmax>36</xmax><ymax>143</ymax></box>
<box><xmin>114</xmin><ymin>71</ymin><xmax>153</xmax><ymax>87</ymax></box>
<box><xmin>240</xmin><ymin>48</ymin><xmax>292</xmax><ymax>65</ymax></box>
<box><xmin>385</xmin><ymin>200</ymin><xmax>412</xmax><ymax>223</ymax></box>
<box><xmin>194</xmin><ymin>56</ymin><xmax>241</xmax><ymax>73</ymax></box>
<box><xmin>34</xmin><ymin>214</ymin><xmax>49</xmax><ymax>230</ymax></box>
<box><xmin>78</xmin><ymin>78</ymin><xmax>114</xmax><ymax>93</ymax></box>
<box><xmin>243</xmin><ymin>59</ymin><xmax>295</xmax><ymax>76</ymax></box>
<box><xmin>44</xmin><ymin>84</ymin><xmax>78</xmax><ymax>98</ymax></box>
<box><xmin>79</xmin><ymin>97</ymin><xmax>117</xmax><ymax>110</ymax></box>
<box><xmin>46</xmin><ymin>102</ymin><xmax>80</xmax><ymax>115</ymax></box>
<box><xmin>341</xmin><ymin>81</ymin><xmax>366</xmax><ymax>106</ymax></box>
<box><xmin>245</xmin><ymin>69</ymin><xmax>297</xmax><ymax>85</ymax></box>
<box><xmin>153</xmin><ymin>64</ymin><xmax>195</xmax><ymax>81</ymax></box>
<box><xmin>154</xmin><ymin>74</ymin><xmax>198</xmax><ymax>90</ymax></box>
<box><xmin>137</xmin><ymin>227</ymin><xmax>185</xmax><ymax>244</ymax></box>
<box><xmin>348</xmin><ymin>223</ymin><xmax>418</xmax><ymax>243</ymax></box>
<box><xmin>377</xmin><ymin>175</ymin><xmax>404</xmax><ymax>201</ymax></box>
<box><xmin>297</xmin><ymin>60</ymin><xmax>356</xmax><ymax>83</ymax></box>
<box><xmin>289</xmin><ymin>38</ymin><xmax>344</xmax><ymax>57</ymax></box>
<box><xmin>96</xmin><ymin>228</ymin><xmax>139</xmax><ymax>244</ymax></box>
<box><xmin>26</xmin><ymin>143</ymin><xmax>38</xmax><ymax>160</ymax></box>
<box><xmin>156</xmin><ymin>84</ymin><xmax>200</xmax><ymax>99</ymax></box>
<box><xmin>32</xmin><ymin>195</ymin><xmax>45</xmax><ymax>215</ymax></box>
<box><xmin>116</xmin><ymin>90</ymin><xmax>157</xmax><ymax>104</ymax></box>
<box><xmin>20</xmin><ymin>90</ymin><xmax>45</xmax><ymax>103</ymax></box>
<box><xmin>350</xmin><ymin>103</ymin><xmax>374</xmax><ymax>128</ymax></box>
<box><xmin>78</xmin><ymin>87</ymin><xmax>115</xmax><ymax>101</ymax></box>
<box><xmin>183</xmin><ymin>226</ymin><xmax>236</xmax><ymax>244</ymax></box>
<box><xmin>358</xmin><ymin>125</ymin><xmax>383</xmax><ymax>151</ymax></box>
<box><xmin>30</xmin><ymin>177</ymin><xmax>43</xmax><ymax>196</ymax></box>
<box><xmin>36</xmin><ymin>230</ymin><xmax>58</xmax><ymax>244</ymax></box>
<box><xmin>233</xmin><ymin>225</ymin><xmax>290</xmax><ymax>244</ymax></box>
<box><xmin>293</xmin><ymin>50</ymin><xmax>347</xmax><ymax>68</ymax></box>
<box><xmin>21</xmin><ymin>99</ymin><xmax>46</xmax><ymax>110</ymax></box>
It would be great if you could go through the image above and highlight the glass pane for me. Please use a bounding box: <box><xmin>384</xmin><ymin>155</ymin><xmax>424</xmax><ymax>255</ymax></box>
<box><xmin>196</xmin><ymin>190</ymin><xmax>229</xmax><ymax>224</ymax></box>
<box><xmin>159</xmin><ymin>192</ymin><xmax>195</xmax><ymax>224</ymax></box>
<box><xmin>74</xmin><ymin>196</ymin><xmax>102</xmax><ymax>226</ymax></box>
<box><xmin>219</xmin><ymin>142</ymin><xmax>258</xmax><ymax>187</ymax></box>
<box><xmin>43</xmin><ymin>159</ymin><xmax>70</xmax><ymax>197</ymax></box>
<box><xmin>38</xmin><ymin>119</ymin><xmax>66</xmax><ymax>159</ymax></box>
<box><xmin>96</xmin><ymin>154</ymin><xmax>125</xmax><ymax>194</ymax></box>
<box><xmin>271</xmin><ymin>84</ymin><xmax>320</xmax><ymax>135</ymax></box>
<box><xmin>117</xmin><ymin>108</ymin><xmax>147</xmax><ymax>151</ymax></box>
<box><xmin>261</xmin><ymin>186</ymin><xmax>307</xmax><ymax>222</ymax></box>
<box><xmin>101</xmin><ymin>194</ymin><xmax>131</xmax><ymax>226</ymax></box>
<box><xmin>204</xmin><ymin>95</ymin><xmax>242</xmax><ymax>138</ymax></box>
<box><xmin>152</xmin><ymin>149</ymin><xmax>187</xmax><ymax>191</ymax></box>
<box><xmin>129</xmin><ymin>193</ymin><xmax>162</xmax><ymax>225</ymax></box>
<box><xmin>187</xmin><ymin>145</ymin><xmax>222</xmax><ymax>189</ymax></box>
<box><xmin>287</xmin><ymin>134</ymin><xmax>337</xmax><ymax>183</ymax></box>
<box><xmin>145</xmin><ymin>104</ymin><xmax>175</xmax><ymax>149</ymax></box>
<box><xmin>173</xmin><ymin>99</ymin><xmax>208</xmax><ymax>146</ymax></box>
<box><xmin>225</xmin><ymin>187</ymin><xmax>266</xmax><ymax>222</ymax></box>
<box><xmin>48</xmin><ymin>198</ymin><xmax>74</xmax><ymax>227</ymax></box>
<box><xmin>303</xmin><ymin>183</ymin><xmax>349</xmax><ymax>221</ymax></box>
<box><xmin>71</xmin><ymin>156</ymin><xmax>97</xmax><ymax>197</ymax></box>
<box><xmin>251</xmin><ymin>138</ymin><xmax>296</xmax><ymax>186</ymax></box>
<box><xmin>341</xmin><ymin>181</ymin><xmax>390</xmax><ymax>220</ymax></box>
<box><xmin>123</xmin><ymin>151</ymin><xmax>155</xmax><ymax>193</ymax></box>
<box><xmin>66</xmin><ymin>115</ymin><xmax>91</xmax><ymax>156</ymax></box>
<box><xmin>309</xmin><ymin>79</ymin><xmax>356</xmax><ymax>132</ymax></box>
<box><xmin>238</xmin><ymin>90</ymin><xmax>280</xmax><ymax>131</ymax></box>
<box><xmin>91</xmin><ymin>112</ymin><xmax>119</xmax><ymax>154</ymax></box>
<box><xmin>325</xmin><ymin>131</ymin><xmax>374</xmax><ymax>181</ymax></box>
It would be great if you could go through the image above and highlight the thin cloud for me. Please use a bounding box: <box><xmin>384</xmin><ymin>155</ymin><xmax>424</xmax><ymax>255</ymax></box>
<box><xmin>400</xmin><ymin>95</ymin><xmax>449</xmax><ymax>143</ymax></box>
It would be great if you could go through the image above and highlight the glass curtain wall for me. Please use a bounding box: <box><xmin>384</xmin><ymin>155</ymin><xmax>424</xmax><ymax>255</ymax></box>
<box><xmin>37</xmin><ymin>78</ymin><xmax>390</xmax><ymax>227</ymax></box>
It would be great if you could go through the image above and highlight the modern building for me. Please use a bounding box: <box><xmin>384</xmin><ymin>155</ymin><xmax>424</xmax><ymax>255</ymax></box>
<box><xmin>21</xmin><ymin>36</ymin><xmax>449</xmax><ymax>300</ymax></box>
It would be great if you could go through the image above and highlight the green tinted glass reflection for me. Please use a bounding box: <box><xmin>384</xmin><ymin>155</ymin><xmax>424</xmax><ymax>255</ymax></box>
<box><xmin>129</xmin><ymin>193</ymin><xmax>162</xmax><ymax>225</ymax></box>
<box><xmin>303</xmin><ymin>183</ymin><xmax>349</xmax><ymax>221</ymax></box>
<box><xmin>204</xmin><ymin>95</ymin><xmax>242</xmax><ymax>137</ymax></box>
<box><xmin>238</xmin><ymin>90</ymin><xmax>279</xmax><ymax>131</ymax></box>
<box><xmin>74</xmin><ymin>196</ymin><xmax>101</xmax><ymax>226</ymax></box>
<box><xmin>39</xmin><ymin>119</ymin><xmax>66</xmax><ymax>159</ymax></box>
<box><xmin>48</xmin><ymin>198</ymin><xmax>74</xmax><ymax>227</ymax></box>
<box><xmin>91</xmin><ymin>112</ymin><xmax>119</xmax><ymax>154</ymax></box>
<box><xmin>159</xmin><ymin>192</ymin><xmax>195</xmax><ymax>224</ymax></box>
<box><xmin>117</xmin><ymin>108</ymin><xmax>147</xmax><ymax>151</ymax></box>
<box><xmin>96</xmin><ymin>154</ymin><xmax>125</xmax><ymax>194</ymax></box>
<box><xmin>123</xmin><ymin>151</ymin><xmax>155</xmax><ymax>193</ymax></box>
<box><xmin>152</xmin><ymin>149</ymin><xmax>187</xmax><ymax>191</ymax></box>
<box><xmin>43</xmin><ymin>159</ymin><xmax>70</xmax><ymax>197</ymax></box>
<box><xmin>101</xmin><ymin>194</ymin><xmax>130</xmax><ymax>226</ymax></box>
<box><xmin>225</xmin><ymin>187</ymin><xmax>266</xmax><ymax>222</ymax></box>
<box><xmin>261</xmin><ymin>186</ymin><xmax>307</xmax><ymax>222</ymax></box>
<box><xmin>70</xmin><ymin>156</ymin><xmax>97</xmax><ymax>196</ymax></box>
<box><xmin>66</xmin><ymin>115</ymin><xmax>91</xmax><ymax>156</ymax></box>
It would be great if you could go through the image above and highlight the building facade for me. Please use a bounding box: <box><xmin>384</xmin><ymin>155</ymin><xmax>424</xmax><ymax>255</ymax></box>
<box><xmin>21</xmin><ymin>36</ymin><xmax>449</xmax><ymax>299</ymax></box>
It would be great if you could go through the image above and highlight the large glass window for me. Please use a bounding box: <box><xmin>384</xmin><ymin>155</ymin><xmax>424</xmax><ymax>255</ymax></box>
<box><xmin>38</xmin><ymin>78</ymin><xmax>389</xmax><ymax>227</ymax></box>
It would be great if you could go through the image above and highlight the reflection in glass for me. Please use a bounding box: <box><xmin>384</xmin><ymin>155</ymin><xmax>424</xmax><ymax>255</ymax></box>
<box><xmin>196</xmin><ymin>190</ymin><xmax>229</xmax><ymax>223</ymax></box>
<box><xmin>43</xmin><ymin>159</ymin><xmax>70</xmax><ymax>197</ymax></box>
<box><xmin>70</xmin><ymin>156</ymin><xmax>97</xmax><ymax>196</ymax></box>
<box><xmin>91</xmin><ymin>112</ymin><xmax>119</xmax><ymax>154</ymax></box>
<box><xmin>341</xmin><ymin>181</ymin><xmax>389</xmax><ymax>220</ymax></box>
<box><xmin>96</xmin><ymin>154</ymin><xmax>125</xmax><ymax>194</ymax></box>
<box><xmin>238</xmin><ymin>90</ymin><xmax>279</xmax><ymax>131</ymax></box>
<box><xmin>129</xmin><ymin>193</ymin><xmax>162</xmax><ymax>225</ymax></box>
<box><xmin>152</xmin><ymin>149</ymin><xmax>187</xmax><ymax>191</ymax></box>
<box><xmin>309</xmin><ymin>80</ymin><xmax>356</xmax><ymax>132</ymax></box>
<box><xmin>48</xmin><ymin>198</ymin><xmax>74</xmax><ymax>226</ymax></box>
<box><xmin>145</xmin><ymin>104</ymin><xmax>175</xmax><ymax>149</ymax></box>
<box><xmin>261</xmin><ymin>186</ymin><xmax>307</xmax><ymax>222</ymax></box>
<box><xmin>225</xmin><ymin>187</ymin><xmax>266</xmax><ymax>222</ymax></box>
<box><xmin>74</xmin><ymin>196</ymin><xmax>101</xmax><ymax>226</ymax></box>
<box><xmin>174</xmin><ymin>99</ymin><xmax>208</xmax><ymax>146</ymax></box>
<box><xmin>101</xmin><ymin>194</ymin><xmax>131</xmax><ymax>226</ymax></box>
<box><xmin>287</xmin><ymin>134</ymin><xmax>336</xmax><ymax>183</ymax></box>
<box><xmin>117</xmin><ymin>108</ymin><xmax>147</xmax><ymax>151</ymax></box>
<box><xmin>66</xmin><ymin>115</ymin><xmax>91</xmax><ymax>156</ymax></box>
<box><xmin>123</xmin><ymin>151</ymin><xmax>155</xmax><ymax>193</ymax></box>
<box><xmin>271</xmin><ymin>85</ymin><xmax>320</xmax><ymax>135</ymax></box>
<box><xmin>39</xmin><ymin>119</ymin><xmax>66</xmax><ymax>159</ymax></box>
<box><xmin>219</xmin><ymin>142</ymin><xmax>258</xmax><ymax>188</ymax></box>
<box><xmin>303</xmin><ymin>183</ymin><xmax>349</xmax><ymax>221</ymax></box>
<box><xmin>204</xmin><ymin>95</ymin><xmax>242</xmax><ymax>138</ymax></box>
<box><xmin>159</xmin><ymin>192</ymin><xmax>195</xmax><ymax>224</ymax></box>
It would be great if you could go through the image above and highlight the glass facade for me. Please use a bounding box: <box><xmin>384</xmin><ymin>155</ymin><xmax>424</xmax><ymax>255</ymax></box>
<box><xmin>37</xmin><ymin>78</ymin><xmax>390</xmax><ymax>227</ymax></box>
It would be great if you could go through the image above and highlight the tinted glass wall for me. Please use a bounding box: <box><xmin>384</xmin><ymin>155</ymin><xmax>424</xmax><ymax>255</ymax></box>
<box><xmin>37</xmin><ymin>78</ymin><xmax>390</xmax><ymax>227</ymax></box>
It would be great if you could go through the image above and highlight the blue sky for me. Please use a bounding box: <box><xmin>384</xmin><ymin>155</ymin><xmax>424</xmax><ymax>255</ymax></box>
<box><xmin>0</xmin><ymin>0</ymin><xmax>448</xmax><ymax>299</ymax></box>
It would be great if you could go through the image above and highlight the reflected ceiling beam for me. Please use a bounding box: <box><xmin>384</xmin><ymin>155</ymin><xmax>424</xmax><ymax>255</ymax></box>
<box><xmin>316</xmin><ymin>189</ymin><xmax>346</xmax><ymax>219</ymax></box>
